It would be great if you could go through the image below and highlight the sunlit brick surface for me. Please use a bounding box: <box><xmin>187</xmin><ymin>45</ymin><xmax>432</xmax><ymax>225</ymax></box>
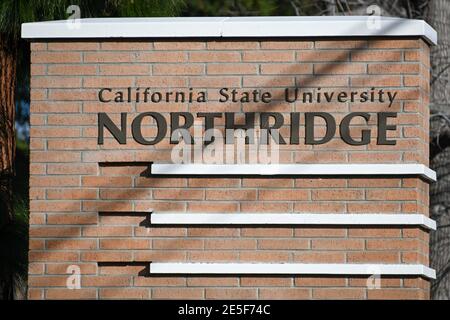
<box><xmin>28</xmin><ymin>38</ymin><xmax>432</xmax><ymax>299</ymax></box>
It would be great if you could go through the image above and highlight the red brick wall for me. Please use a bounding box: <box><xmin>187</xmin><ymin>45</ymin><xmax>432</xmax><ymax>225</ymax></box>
<box><xmin>28</xmin><ymin>38</ymin><xmax>432</xmax><ymax>299</ymax></box>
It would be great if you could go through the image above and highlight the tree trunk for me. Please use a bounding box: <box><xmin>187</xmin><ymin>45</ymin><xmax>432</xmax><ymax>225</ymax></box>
<box><xmin>427</xmin><ymin>0</ymin><xmax>450</xmax><ymax>300</ymax></box>
<box><xmin>428</xmin><ymin>0</ymin><xmax>450</xmax><ymax>113</ymax></box>
<box><xmin>0</xmin><ymin>34</ymin><xmax>16</xmax><ymax>229</ymax></box>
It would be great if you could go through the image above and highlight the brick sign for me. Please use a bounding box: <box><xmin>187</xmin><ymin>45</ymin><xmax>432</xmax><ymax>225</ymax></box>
<box><xmin>22</xmin><ymin>16</ymin><xmax>437</xmax><ymax>300</ymax></box>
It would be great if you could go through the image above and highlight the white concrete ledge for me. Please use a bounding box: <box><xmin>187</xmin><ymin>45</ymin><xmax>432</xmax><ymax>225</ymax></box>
<box><xmin>21</xmin><ymin>16</ymin><xmax>437</xmax><ymax>45</ymax></box>
<box><xmin>151</xmin><ymin>164</ymin><xmax>437</xmax><ymax>182</ymax></box>
<box><xmin>150</xmin><ymin>263</ymin><xmax>436</xmax><ymax>279</ymax></box>
<box><xmin>150</xmin><ymin>213</ymin><xmax>436</xmax><ymax>230</ymax></box>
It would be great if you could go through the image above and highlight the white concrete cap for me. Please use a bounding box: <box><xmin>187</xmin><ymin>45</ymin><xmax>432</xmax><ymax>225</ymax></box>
<box><xmin>151</xmin><ymin>164</ymin><xmax>437</xmax><ymax>182</ymax></box>
<box><xmin>21</xmin><ymin>16</ymin><xmax>437</xmax><ymax>45</ymax></box>
<box><xmin>150</xmin><ymin>262</ymin><xmax>436</xmax><ymax>279</ymax></box>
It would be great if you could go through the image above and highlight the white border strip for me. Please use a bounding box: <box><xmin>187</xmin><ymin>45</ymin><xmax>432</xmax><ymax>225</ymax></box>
<box><xmin>150</xmin><ymin>263</ymin><xmax>436</xmax><ymax>279</ymax></box>
<box><xmin>150</xmin><ymin>213</ymin><xmax>436</xmax><ymax>230</ymax></box>
<box><xmin>21</xmin><ymin>16</ymin><xmax>437</xmax><ymax>45</ymax></box>
<box><xmin>151</xmin><ymin>164</ymin><xmax>437</xmax><ymax>182</ymax></box>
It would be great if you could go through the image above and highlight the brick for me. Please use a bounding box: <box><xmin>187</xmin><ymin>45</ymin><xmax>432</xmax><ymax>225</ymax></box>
<box><xmin>189</xmin><ymin>251</ymin><xmax>238</xmax><ymax>262</ymax></box>
<box><xmin>206</xmin><ymin>190</ymin><xmax>256</xmax><ymax>201</ymax></box>
<box><xmin>84</xmin><ymin>52</ymin><xmax>135</xmax><ymax>63</ymax></box>
<box><xmin>29</xmin><ymin>251</ymin><xmax>79</xmax><ymax>262</ymax></box>
<box><xmin>153</xmin><ymin>64</ymin><xmax>204</xmax><ymax>75</ymax></box>
<box><xmin>153</xmin><ymin>288</ymin><xmax>203</xmax><ymax>299</ymax></box>
<box><xmin>153</xmin><ymin>239</ymin><xmax>203</xmax><ymax>250</ymax></box>
<box><xmin>313</xmin><ymin>288</ymin><xmax>365</xmax><ymax>299</ymax></box>
<box><xmin>295</xmin><ymin>277</ymin><xmax>346</xmax><ymax>287</ymax></box>
<box><xmin>134</xmin><ymin>251</ymin><xmax>187</xmax><ymax>262</ymax></box>
<box><xmin>366</xmin><ymin>239</ymin><xmax>418</xmax><ymax>251</ymax></box>
<box><xmin>258</xmin><ymin>239</ymin><xmax>309</xmax><ymax>249</ymax></box>
<box><xmin>31</xmin><ymin>52</ymin><xmax>81</xmax><ymax>63</ymax></box>
<box><xmin>46</xmin><ymin>263</ymin><xmax>97</xmax><ymax>275</ymax></box>
<box><xmin>240</xmin><ymin>277</ymin><xmax>292</xmax><ymax>287</ymax></box>
<box><xmin>366</xmin><ymin>189</ymin><xmax>417</xmax><ymax>201</ymax></box>
<box><xmin>368</xmin><ymin>63</ymin><xmax>419</xmax><ymax>74</ymax></box>
<box><xmin>258</xmin><ymin>189</ymin><xmax>308</xmax><ymax>201</ymax></box>
<box><xmin>314</xmin><ymin>63</ymin><xmax>365</xmax><ymax>74</ymax></box>
<box><xmin>81</xmin><ymin>251</ymin><xmax>132</xmax><ymax>262</ymax></box>
<box><xmin>100</xmin><ymin>288</ymin><xmax>149</xmax><ymax>299</ymax></box>
<box><xmin>100</xmin><ymin>239</ymin><xmax>151</xmax><ymax>250</ymax></box>
<box><xmin>29</xmin><ymin>263</ymin><xmax>45</xmax><ymax>275</ymax></box>
<box><xmin>205</xmin><ymin>239</ymin><xmax>255</xmax><ymax>250</ymax></box>
<box><xmin>315</xmin><ymin>40</ymin><xmax>367</xmax><ymax>49</ymax></box>
<box><xmin>312</xmin><ymin>239</ymin><xmax>364</xmax><ymax>250</ymax></box>
<box><xmin>298</xmin><ymin>50</ymin><xmax>349</xmax><ymax>62</ymax></box>
<box><xmin>351</xmin><ymin>75</ymin><xmax>402</xmax><ymax>87</ymax></box>
<box><xmin>243</xmin><ymin>51</ymin><xmax>294</xmax><ymax>62</ymax></box>
<box><xmin>134</xmin><ymin>276</ymin><xmax>185</xmax><ymax>286</ymax></box>
<box><xmin>47</xmin><ymin>164</ymin><xmax>97</xmax><ymax>175</ymax></box>
<box><xmin>47</xmin><ymin>189</ymin><xmax>97</xmax><ymax>200</ymax></box>
<box><xmin>137</xmin><ymin>52</ymin><xmax>187</xmax><ymax>63</ymax></box>
<box><xmin>367</xmin><ymin>289</ymin><xmax>423</xmax><ymax>300</ymax></box>
<box><xmin>99</xmin><ymin>64</ymin><xmax>150</xmax><ymax>75</ymax></box>
<box><xmin>82</xmin><ymin>176</ymin><xmax>132</xmax><ymax>187</ymax></box>
<box><xmin>82</xmin><ymin>201</ymin><xmax>132</xmax><ymax>212</ymax></box>
<box><xmin>368</xmin><ymin>40</ymin><xmax>420</xmax><ymax>49</ymax></box>
<box><xmin>295</xmin><ymin>228</ymin><xmax>346</xmax><ymax>238</ymax></box>
<box><xmin>347</xmin><ymin>252</ymin><xmax>399</xmax><ymax>263</ymax></box>
<box><xmin>261</xmin><ymin>41</ymin><xmax>312</xmax><ymax>49</ymax></box>
<box><xmin>100</xmin><ymin>189</ymin><xmax>152</xmax><ymax>200</ymax></box>
<box><xmin>46</xmin><ymin>289</ymin><xmax>97</xmax><ymax>299</ymax></box>
<box><xmin>83</xmin><ymin>76</ymin><xmax>134</xmax><ymax>88</ymax></box>
<box><xmin>31</xmin><ymin>152</ymin><xmax>81</xmax><ymax>163</ymax></box>
<box><xmin>241</xmin><ymin>228</ymin><xmax>292</xmax><ymax>237</ymax></box>
<box><xmin>190</xmin><ymin>51</ymin><xmax>241</xmax><ymax>62</ymax></box>
<box><xmin>207</xmin><ymin>63</ymin><xmax>258</xmax><ymax>74</ymax></box>
<box><xmin>348</xmin><ymin>228</ymin><xmax>402</xmax><ymax>238</ymax></box>
<box><xmin>190</xmin><ymin>76</ymin><xmax>241</xmax><ymax>88</ymax></box>
<box><xmin>135</xmin><ymin>227</ymin><xmax>186</xmax><ymax>237</ymax></box>
<box><xmin>259</xmin><ymin>288</ymin><xmax>311</xmax><ymax>299</ymax></box>
<box><xmin>207</xmin><ymin>41</ymin><xmax>259</xmax><ymax>50</ymax></box>
<box><xmin>205</xmin><ymin>288</ymin><xmax>257</xmax><ymax>299</ymax></box>
<box><xmin>188</xmin><ymin>178</ymin><xmax>240</xmax><ymax>188</ymax></box>
<box><xmin>239</xmin><ymin>251</ymin><xmax>290</xmax><ymax>262</ymax></box>
<box><xmin>312</xmin><ymin>190</ymin><xmax>364</xmax><ymax>200</ymax></box>
<box><xmin>46</xmin><ymin>239</ymin><xmax>97</xmax><ymax>250</ymax></box>
<box><xmin>241</xmin><ymin>201</ymin><xmax>292</xmax><ymax>212</ymax></box>
<box><xmin>48</xmin><ymin>42</ymin><xmax>99</xmax><ymax>51</ymax></box>
<box><xmin>187</xmin><ymin>277</ymin><xmax>238</xmax><ymax>287</ymax></box>
<box><xmin>31</xmin><ymin>201</ymin><xmax>80</xmax><ymax>212</ymax></box>
<box><xmin>349</xmin><ymin>277</ymin><xmax>402</xmax><ymax>287</ymax></box>
<box><xmin>154</xmin><ymin>41</ymin><xmax>205</xmax><ymax>50</ymax></box>
<box><xmin>347</xmin><ymin>202</ymin><xmax>401</xmax><ymax>213</ymax></box>
<box><xmin>260</xmin><ymin>63</ymin><xmax>312</xmax><ymax>74</ymax></box>
<box><xmin>48</xmin><ymin>64</ymin><xmax>97</xmax><ymax>75</ymax></box>
<box><xmin>28</xmin><ymin>288</ymin><xmax>44</xmax><ymax>300</ymax></box>
<box><xmin>187</xmin><ymin>228</ymin><xmax>239</xmax><ymax>237</ymax></box>
<box><xmin>30</xmin><ymin>226</ymin><xmax>81</xmax><ymax>238</ymax></box>
<box><xmin>82</xmin><ymin>276</ymin><xmax>131</xmax><ymax>287</ymax></box>
<box><xmin>153</xmin><ymin>189</ymin><xmax>203</xmax><ymax>200</ymax></box>
<box><xmin>243</xmin><ymin>76</ymin><xmax>295</xmax><ymax>87</ymax></box>
<box><xmin>82</xmin><ymin>226</ymin><xmax>132</xmax><ymax>237</ymax></box>
<box><xmin>351</xmin><ymin>50</ymin><xmax>402</xmax><ymax>61</ymax></box>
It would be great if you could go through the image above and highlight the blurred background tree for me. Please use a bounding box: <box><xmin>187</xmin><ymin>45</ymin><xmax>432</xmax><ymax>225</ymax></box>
<box><xmin>1</xmin><ymin>0</ymin><xmax>449</xmax><ymax>300</ymax></box>
<box><xmin>0</xmin><ymin>0</ymin><xmax>186</xmax><ymax>300</ymax></box>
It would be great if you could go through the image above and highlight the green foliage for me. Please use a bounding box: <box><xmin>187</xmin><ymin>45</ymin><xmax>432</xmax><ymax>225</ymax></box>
<box><xmin>0</xmin><ymin>142</ymin><xmax>29</xmax><ymax>299</ymax></box>
<box><xmin>183</xmin><ymin>0</ymin><xmax>320</xmax><ymax>16</ymax></box>
<box><xmin>0</xmin><ymin>197</ymin><xmax>28</xmax><ymax>299</ymax></box>
<box><xmin>0</xmin><ymin>0</ymin><xmax>186</xmax><ymax>41</ymax></box>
